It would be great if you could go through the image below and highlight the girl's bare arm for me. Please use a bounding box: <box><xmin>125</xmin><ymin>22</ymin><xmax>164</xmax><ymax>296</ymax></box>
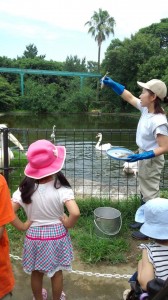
<box><xmin>11</xmin><ymin>202</ymin><xmax>32</xmax><ymax>231</ymax></box>
<box><xmin>60</xmin><ymin>199</ymin><xmax>80</xmax><ymax>228</ymax></box>
<box><xmin>137</xmin><ymin>249</ymin><xmax>155</xmax><ymax>291</ymax></box>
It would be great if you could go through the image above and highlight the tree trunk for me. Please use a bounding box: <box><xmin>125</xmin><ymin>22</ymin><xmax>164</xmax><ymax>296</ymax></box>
<box><xmin>96</xmin><ymin>45</ymin><xmax>101</xmax><ymax>101</ymax></box>
<box><xmin>98</xmin><ymin>45</ymin><xmax>101</xmax><ymax>73</ymax></box>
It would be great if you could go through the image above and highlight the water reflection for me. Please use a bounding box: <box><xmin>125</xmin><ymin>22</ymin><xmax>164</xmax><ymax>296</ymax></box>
<box><xmin>0</xmin><ymin>112</ymin><xmax>138</xmax><ymax>130</ymax></box>
<box><xmin>63</xmin><ymin>140</ymin><xmax>138</xmax><ymax>199</ymax></box>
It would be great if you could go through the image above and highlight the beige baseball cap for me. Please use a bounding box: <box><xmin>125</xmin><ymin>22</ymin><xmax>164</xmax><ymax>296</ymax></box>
<box><xmin>137</xmin><ymin>79</ymin><xmax>167</xmax><ymax>101</ymax></box>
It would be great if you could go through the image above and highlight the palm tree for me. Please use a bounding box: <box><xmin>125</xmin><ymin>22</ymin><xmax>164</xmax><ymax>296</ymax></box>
<box><xmin>85</xmin><ymin>8</ymin><xmax>115</xmax><ymax>73</ymax></box>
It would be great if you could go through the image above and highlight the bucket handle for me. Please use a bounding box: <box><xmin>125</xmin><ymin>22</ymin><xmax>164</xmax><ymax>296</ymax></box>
<box><xmin>94</xmin><ymin>218</ymin><xmax>122</xmax><ymax>236</ymax></box>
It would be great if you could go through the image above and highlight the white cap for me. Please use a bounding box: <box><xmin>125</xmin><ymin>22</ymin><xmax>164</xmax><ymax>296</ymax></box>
<box><xmin>137</xmin><ymin>79</ymin><xmax>167</xmax><ymax>101</ymax></box>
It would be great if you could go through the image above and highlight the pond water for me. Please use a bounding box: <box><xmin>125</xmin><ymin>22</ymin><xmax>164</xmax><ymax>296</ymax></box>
<box><xmin>0</xmin><ymin>112</ymin><xmax>139</xmax><ymax>130</ymax></box>
<box><xmin>1</xmin><ymin>112</ymin><xmax>168</xmax><ymax>199</ymax></box>
<box><xmin>0</xmin><ymin>112</ymin><xmax>141</xmax><ymax>199</ymax></box>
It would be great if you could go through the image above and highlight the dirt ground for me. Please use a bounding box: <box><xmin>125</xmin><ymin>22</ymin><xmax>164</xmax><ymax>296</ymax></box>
<box><xmin>11</xmin><ymin>238</ymin><xmax>141</xmax><ymax>300</ymax></box>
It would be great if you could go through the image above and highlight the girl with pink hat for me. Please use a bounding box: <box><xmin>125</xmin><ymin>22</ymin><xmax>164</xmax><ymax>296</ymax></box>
<box><xmin>12</xmin><ymin>139</ymin><xmax>80</xmax><ymax>300</ymax></box>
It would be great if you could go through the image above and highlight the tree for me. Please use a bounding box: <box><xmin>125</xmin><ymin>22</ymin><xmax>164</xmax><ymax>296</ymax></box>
<box><xmin>139</xmin><ymin>18</ymin><xmax>168</xmax><ymax>49</ymax></box>
<box><xmin>85</xmin><ymin>8</ymin><xmax>115</xmax><ymax>73</ymax></box>
<box><xmin>101</xmin><ymin>19</ymin><xmax>168</xmax><ymax>112</ymax></box>
<box><xmin>0</xmin><ymin>76</ymin><xmax>17</xmax><ymax>111</ymax></box>
<box><xmin>63</xmin><ymin>55</ymin><xmax>87</xmax><ymax>72</ymax></box>
<box><xmin>22</xmin><ymin>79</ymin><xmax>59</xmax><ymax>113</ymax></box>
<box><xmin>23</xmin><ymin>44</ymin><xmax>46</xmax><ymax>59</ymax></box>
<box><xmin>87</xmin><ymin>60</ymin><xmax>98</xmax><ymax>73</ymax></box>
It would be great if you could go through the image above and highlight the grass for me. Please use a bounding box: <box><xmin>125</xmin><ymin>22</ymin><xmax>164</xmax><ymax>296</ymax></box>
<box><xmin>9</xmin><ymin>150</ymin><xmax>27</xmax><ymax>194</ymax></box>
<box><xmin>69</xmin><ymin>197</ymin><xmax>140</xmax><ymax>264</ymax></box>
<box><xmin>7</xmin><ymin>196</ymin><xmax>141</xmax><ymax>265</ymax></box>
<box><xmin>7</xmin><ymin>154</ymin><xmax>168</xmax><ymax>265</ymax></box>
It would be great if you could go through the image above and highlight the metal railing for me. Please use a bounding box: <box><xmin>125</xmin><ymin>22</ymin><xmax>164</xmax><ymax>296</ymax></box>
<box><xmin>1</xmin><ymin>127</ymin><xmax>168</xmax><ymax>200</ymax></box>
<box><xmin>0</xmin><ymin>67</ymin><xmax>101</xmax><ymax>95</ymax></box>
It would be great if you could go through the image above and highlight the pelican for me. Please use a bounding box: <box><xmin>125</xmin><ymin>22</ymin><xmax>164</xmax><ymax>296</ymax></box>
<box><xmin>123</xmin><ymin>161</ymin><xmax>138</xmax><ymax>177</ymax></box>
<box><xmin>50</xmin><ymin>125</ymin><xmax>56</xmax><ymax>143</ymax></box>
<box><xmin>0</xmin><ymin>124</ymin><xmax>24</xmax><ymax>169</ymax></box>
<box><xmin>95</xmin><ymin>133</ymin><xmax>112</xmax><ymax>151</ymax></box>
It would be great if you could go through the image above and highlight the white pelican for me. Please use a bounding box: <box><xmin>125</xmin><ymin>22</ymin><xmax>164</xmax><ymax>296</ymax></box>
<box><xmin>50</xmin><ymin>125</ymin><xmax>56</xmax><ymax>143</ymax></box>
<box><xmin>0</xmin><ymin>124</ymin><xmax>24</xmax><ymax>169</ymax></box>
<box><xmin>95</xmin><ymin>133</ymin><xmax>112</xmax><ymax>151</ymax></box>
<box><xmin>123</xmin><ymin>161</ymin><xmax>138</xmax><ymax>177</ymax></box>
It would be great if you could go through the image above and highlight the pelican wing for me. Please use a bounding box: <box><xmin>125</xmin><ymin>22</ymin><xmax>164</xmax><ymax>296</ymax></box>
<box><xmin>8</xmin><ymin>133</ymin><xmax>24</xmax><ymax>150</ymax></box>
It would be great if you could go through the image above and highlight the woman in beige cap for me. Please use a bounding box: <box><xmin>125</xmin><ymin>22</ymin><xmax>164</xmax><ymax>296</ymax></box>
<box><xmin>102</xmin><ymin>76</ymin><xmax>168</xmax><ymax>240</ymax></box>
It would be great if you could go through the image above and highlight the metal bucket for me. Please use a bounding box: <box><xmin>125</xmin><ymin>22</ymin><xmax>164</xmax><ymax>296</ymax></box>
<box><xmin>94</xmin><ymin>207</ymin><xmax>122</xmax><ymax>239</ymax></box>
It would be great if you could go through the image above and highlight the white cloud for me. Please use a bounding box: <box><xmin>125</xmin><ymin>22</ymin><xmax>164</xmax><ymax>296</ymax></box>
<box><xmin>1</xmin><ymin>0</ymin><xmax>167</xmax><ymax>33</ymax></box>
<box><xmin>0</xmin><ymin>0</ymin><xmax>167</xmax><ymax>61</ymax></box>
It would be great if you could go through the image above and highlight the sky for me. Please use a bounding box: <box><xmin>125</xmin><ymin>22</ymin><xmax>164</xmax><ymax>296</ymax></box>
<box><xmin>0</xmin><ymin>0</ymin><xmax>167</xmax><ymax>63</ymax></box>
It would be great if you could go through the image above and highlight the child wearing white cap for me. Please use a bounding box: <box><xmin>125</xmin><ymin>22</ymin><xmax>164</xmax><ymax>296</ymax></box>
<box><xmin>11</xmin><ymin>139</ymin><xmax>80</xmax><ymax>300</ymax></box>
<box><xmin>102</xmin><ymin>76</ymin><xmax>168</xmax><ymax>240</ymax></box>
<box><xmin>123</xmin><ymin>198</ymin><xmax>168</xmax><ymax>300</ymax></box>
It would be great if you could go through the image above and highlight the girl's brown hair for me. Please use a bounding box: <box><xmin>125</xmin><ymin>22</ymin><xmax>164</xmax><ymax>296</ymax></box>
<box><xmin>147</xmin><ymin>89</ymin><xmax>168</xmax><ymax>114</ymax></box>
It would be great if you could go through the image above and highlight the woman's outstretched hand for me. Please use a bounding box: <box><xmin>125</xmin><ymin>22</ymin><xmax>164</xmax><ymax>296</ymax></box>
<box><xmin>100</xmin><ymin>76</ymin><xmax>125</xmax><ymax>95</ymax></box>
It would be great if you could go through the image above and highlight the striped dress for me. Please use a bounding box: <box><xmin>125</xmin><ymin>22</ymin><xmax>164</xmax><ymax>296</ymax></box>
<box><xmin>140</xmin><ymin>243</ymin><xmax>168</xmax><ymax>280</ymax></box>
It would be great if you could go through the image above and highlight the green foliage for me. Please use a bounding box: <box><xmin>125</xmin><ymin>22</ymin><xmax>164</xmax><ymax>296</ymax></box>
<box><xmin>22</xmin><ymin>43</ymin><xmax>46</xmax><ymax>59</ymax></box>
<box><xmin>1</xmin><ymin>18</ymin><xmax>168</xmax><ymax>113</ymax></box>
<box><xmin>71</xmin><ymin>222</ymin><xmax>129</xmax><ymax>264</ymax></box>
<box><xmin>139</xmin><ymin>18</ymin><xmax>168</xmax><ymax>48</ymax></box>
<box><xmin>160</xmin><ymin>190</ymin><xmax>168</xmax><ymax>198</ymax></box>
<box><xmin>9</xmin><ymin>151</ymin><xmax>27</xmax><ymax>194</ymax></box>
<box><xmin>0</xmin><ymin>56</ymin><xmax>13</xmax><ymax>68</ymax></box>
<box><xmin>61</xmin><ymin>85</ymin><xmax>96</xmax><ymax>113</ymax></box>
<box><xmin>85</xmin><ymin>8</ymin><xmax>115</xmax><ymax>46</ymax></box>
<box><xmin>63</xmin><ymin>55</ymin><xmax>87</xmax><ymax>72</ymax></box>
<box><xmin>7</xmin><ymin>207</ymin><xmax>27</xmax><ymax>255</ymax></box>
<box><xmin>87</xmin><ymin>60</ymin><xmax>98</xmax><ymax>73</ymax></box>
<box><xmin>101</xmin><ymin>18</ymin><xmax>168</xmax><ymax>112</ymax></box>
<box><xmin>0</xmin><ymin>76</ymin><xmax>17</xmax><ymax>111</ymax></box>
<box><xmin>102</xmin><ymin>33</ymin><xmax>160</xmax><ymax>87</ymax></box>
<box><xmin>7</xmin><ymin>196</ymin><xmax>141</xmax><ymax>263</ymax></box>
<box><xmin>21</xmin><ymin>79</ymin><xmax>62</xmax><ymax>113</ymax></box>
<box><xmin>137</xmin><ymin>52</ymin><xmax>168</xmax><ymax>80</ymax></box>
<box><xmin>12</xmin><ymin>56</ymin><xmax>63</xmax><ymax>72</ymax></box>
<box><xmin>69</xmin><ymin>197</ymin><xmax>140</xmax><ymax>264</ymax></box>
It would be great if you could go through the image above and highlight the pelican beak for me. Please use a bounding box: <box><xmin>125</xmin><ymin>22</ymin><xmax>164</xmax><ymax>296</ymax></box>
<box><xmin>8</xmin><ymin>133</ymin><xmax>24</xmax><ymax>150</ymax></box>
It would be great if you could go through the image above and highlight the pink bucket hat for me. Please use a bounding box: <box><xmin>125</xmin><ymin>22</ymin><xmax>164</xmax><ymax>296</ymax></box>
<box><xmin>24</xmin><ymin>139</ymin><xmax>66</xmax><ymax>179</ymax></box>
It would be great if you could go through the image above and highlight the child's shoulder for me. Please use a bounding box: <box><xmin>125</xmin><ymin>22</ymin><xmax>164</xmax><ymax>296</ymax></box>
<box><xmin>139</xmin><ymin>241</ymin><xmax>168</xmax><ymax>251</ymax></box>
